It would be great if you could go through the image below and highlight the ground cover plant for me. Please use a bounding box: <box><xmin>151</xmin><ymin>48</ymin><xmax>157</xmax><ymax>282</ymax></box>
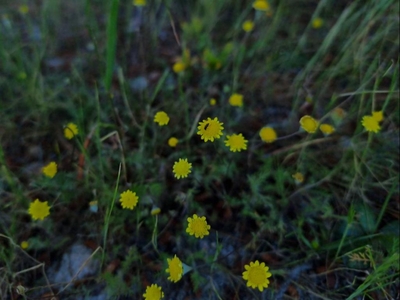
<box><xmin>0</xmin><ymin>0</ymin><xmax>399</xmax><ymax>299</ymax></box>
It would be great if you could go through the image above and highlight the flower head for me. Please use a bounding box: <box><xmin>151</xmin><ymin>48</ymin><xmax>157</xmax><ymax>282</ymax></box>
<box><xmin>299</xmin><ymin>115</ymin><xmax>318</xmax><ymax>133</ymax></box>
<box><xmin>372</xmin><ymin>111</ymin><xmax>384</xmax><ymax>122</ymax></box>
<box><xmin>168</xmin><ymin>137</ymin><xmax>179</xmax><ymax>147</ymax></box>
<box><xmin>173</xmin><ymin>158</ymin><xmax>192</xmax><ymax>179</ymax></box>
<box><xmin>29</xmin><ymin>199</ymin><xmax>50</xmax><ymax>221</ymax></box>
<box><xmin>209</xmin><ymin>98</ymin><xmax>217</xmax><ymax>106</ymax></box>
<box><xmin>42</xmin><ymin>162</ymin><xmax>57</xmax><ymax>178</ymax></box>
<box><xmin>151</xmin><ymin>206</ymin><xmax>161</xmax><ymax>215</ymax></box>
<box><xmin>252</xmin><ymin>0</ymin><xmax>270</xmax><ymax>11</ymax></box>
<box><xmin>197</xmin><ymin>117</ymin><xmax>224</xmax><ymax>142</ymax></box>
<box><xmin>186</xmin><ymin>214</ymin><xmax>211</xmax><ymax>239</ymax></box>
<box><xmin>229</xmin><ymin>93</ymin><xmax>243</xmax><ymax>107</ymax></box>
<box><xmin>312</xmin><ymin>17</ymin><xmax>323</xmax><ymax>29</ymax></box>
<box><xmin>319</xmin><ymin>124</ymin><xmax>335</xmax><ymax>136</ymax></box>
<box><xmin>18</xmin><ymin>5</ymin><xmax>29</xmax><ymax>14</ymax></box>
<box><xmin>173</xmin><ymin>62</ymin><xmax>186</xmax><ymax>73</ymax></box>
<box><xmin>143</xmin><ymin>284</ymin><xmax>164</xmax><ymax>300</ymax></box>
<box><xmin>242</xmin><ymin>20</ymin><xmax>254</xmax><ymax>32</ymax></box>
<box><xmin>259</xmin><ymin>127</ymin><xmax>277</xmax><ymax>143</ymax></box>
<box><xmin>154</xmin><ymin>111</ymin><xmax>170</xmax><ymax>126</ymax></box>
<box><xmin>120</xmin><ymin>190</ymin><xmax>139</xmax><ymax>210</ymax></box>
<box><xmin>361</xmin><ymin>115</ymin><xmax>380</xmax><ymax>133</ymax></box>
<box><xmin>21</xmin><ymin>241</ymin><xmax>29</xmax><ymax>249</ymax></box>
<box><xmin>166</xmin><ymin>255</ymin><xmax>183</xmax><ymax>283</ymax></box>
<box><xmin>225</xmin><ymin>133</ymin><xmax>248</xmax><ymax>152</ymax></box>
<box><xmin>242</xmin><ymin>260</ymin><xmax>272</xmax><ymax>292</ymax></box>
<box><xmin>133</xmin><ymin>0</ymin><xmax>146</xmax><ymax>6</ymax></box>
<box><xmin>292</xmin><ymin>172</ymin><xmax>304</xmax><ymax>184</ymax></box>
<box><xmin>64</xmin><ymin>123</ymin><xmax>78</xmax><ymax>139</ymax></box>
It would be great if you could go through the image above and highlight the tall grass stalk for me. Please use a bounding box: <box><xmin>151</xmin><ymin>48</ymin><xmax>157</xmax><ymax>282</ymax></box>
<box><xmin>104</xmin><ymin>0</ymin><xmax>120</xmax><ymax>92</ymax></box>
<box><xmin>102</xmin><ymin>163</ymin><xmax>122</xmax><ymax>266</ymax></box>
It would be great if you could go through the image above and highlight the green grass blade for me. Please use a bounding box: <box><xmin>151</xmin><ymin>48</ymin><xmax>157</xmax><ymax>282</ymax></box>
<box><xmin>104</xmin><ymin>0</ymin><xmax>120</xmax><ymax>92</ymax></box>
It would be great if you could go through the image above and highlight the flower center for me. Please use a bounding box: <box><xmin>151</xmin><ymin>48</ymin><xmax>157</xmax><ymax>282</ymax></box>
<box><xmin>248</xmin><ymin>266</ymin><xmax>266</xmax><ymax>284</ymax></box>
<box><xmin>192</xmin><ymin>219</ymin><xmax>204</xmax><ymax>233</ymax></box>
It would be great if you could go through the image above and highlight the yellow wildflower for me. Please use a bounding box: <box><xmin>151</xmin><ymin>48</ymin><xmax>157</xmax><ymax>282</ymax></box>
<box><xmin>21</xmin><ymin>241</ymin><xmax>29</xmax><ymax>249</ymax></box>
<box><xmin>197</xmin><ymin>117</ymin><xmax>224</xmax><ymax>142</ymax></box>
<box><xmin>151</xmin><ymin>206</ymin><xmax>161</xmax><ymax>216</ymax></box>
<box><xmin>312</xmin><ymin>17</ymin><xmax>323</xmax><ymax>29</ymax></box>
<box><xmin>292</xmin><ymin>172</ymin><xmax>304</xmax><ymax>184</ymax></box>
<box><xmin>242</xmin><ymin>20</ymin><xmax>254</xmax><ymax>32</ymax></box>
<box><xmin>18</xmin><ymin>5</ymin><xmax>29</xmax><ymax>14</ymax></box>
<box><xmin>172</xmin><ymin>62</ymin><xmax>186</xmax><ymax>73</ymax></box>
<box><xmin>64</xmin><ymin>123</ymin><xmax>78</xmax><ymax>139</ymax></box>
<box><xmin>168</xmin><ymin>137</ymin><xmax>179</xmax><ymax>147</ymax></box>
<box><xmin>372</xmin><ymin>111</ymin><xmax>384</xmax><ymax>122</ymax></box>
<box><xmin>225</xmin><ymin>133</ymin><xmax>248</xmax><ymax>152</ymax></box>
<box><xmin>361</xmin><ymin>115</ymin><xmax>380</xmax><ymax>133</ymax></box>
<box><xmin>42</xmin><ymin>162</ymin><xmax>57</xmax><ymax>178</ymax></box>
<box><xmin>119</xmin><ymin>190</ymin><xmax>139</xmax><ymax>210</ymax></box>
<box><xmin>154</xmin><ymin>111</ymin><xmax>170</xmax><ymax>126</ymax></box>
<box><xmin>252</xmin><ymin>0</ymin><xmax>270</xmax><ymax>11</ymax></box>
<box><xmin>133</xmin><ymin>0</ymin><xmax>146</xmax><ymax>6</ymax></box>
<box><xmin>143</xmin><ymin>284</ymin><xmax>164</xmax><ymax>300</ymax></box>
<box><xmin>173</xmin><ymin>158</ymin><xmax>192</xmax><ymax>179</ymax></box>
<box><xmin>209</xmin><ymin>98</ymin><xmax>217</xmax><ymax>106</ymax></box>
<box><xmin>319</xmin><ymin>124</ymin><xmax>335</xmax><ymax>136</ymax></box>
<box><xmin>28</xmin><ymin>199</ymin><xmax>50</xmax><ymax>221</ymax></box>
<box><xmin>242</xmin><ymin>260</ymin><xmax>272</xmax><ymax>292</ymax></box>
<box><xmin>259</xmin><ymin>127</ymin><xmax>277</xmax><ymax>143</ymax></box>
<box><xmin>229</xmin><ymin>93</ymin><xmax>243</xmax><ymax>107</ymax></box>
<box><xmin>186</xmin><ymin>214</ymin><xmax>211</xmax><ymax>239</ymax></box>
<box><xmin>299</xmin><ymin>115</ymin><xmax>318</xmax><ymax>133</ymax></box>
<box><xmin>166</xmin><ymin>255</ymin><xmax>183</xmax><ymax>283</ymax></box>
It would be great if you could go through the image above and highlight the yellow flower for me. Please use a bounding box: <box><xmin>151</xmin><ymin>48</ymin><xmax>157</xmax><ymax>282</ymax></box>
<box><xmin>361</xmin><ymin>115</ymin><xmax>380</xmax><ymax>133</ymax></box>
<box><xmin>133</xmin><ymin>0</ymin><xmax>146</xmax><ymax>6</ymax></box>
<box><xmin>120</xmin><ymin>190</ymin><xmax>139</xmax><ymax>210</ymax></box>
<box><xmin>299</xmin><ymin>115</ymin><xmax>319</xmax><ymax>133</ymax></box>
<box><xmin>319</xmin><ymin>124</ymin><xmax>335</xmax><ymax>136</ymax></box>
<box><xmin>166</xmin><ymin>255</ymin><xmax>183</xmax><ymax>283</ymax></box>
<box><xmin>197</xmin><ymin>117</ymin><xmax>224</xmax><ymax>142</ymax></box>
<box><xmin>28</xmin><ymin>199</ymin><xmax>50</xmax><ymax>221</ymax></box>
<box><xmin>186</xmin><ymin>214</ymin><xmax>211</xmax><ymax>239</ymax></box>
<box><xmin>292</xmin><ymin>172</ymin><xmax>304</xmax><ymax>184</ymax></box>
<box><xmin>312</xmin><ymin>17</ymin><xmax>323</xmax><ymax>29</ymax></box>
<box><xmin>242</xmin><ymin>20</ymin><xmax>254</xmax><ymax>32</ymax></box>
<box><xmin>42</xmin><ymin>161</ymin><xmax>57</xmax><ymax>178</ymax></box>
<box><xmin>225</xmin><ymin>133</ymin><xmax>248</xmax><ymax>152</ymax></box>
<box><xmin>168</xmin><ymin>137</ymin><xmax>179</xmax><ymax>147</ymax></box>
<box><xmin>173</xmin><ymin>62</ymin><xmax>186</xmax><ymax>73</ymax></box>
<box><xmin>18</xmin><ymin>5</ymin><xmax>29</xmax><ymax>14</ymax></box>
<box><xmin>372</xmin><ymin>111</ymin><xmax>384</xmax><ymax>122</ymax></box>
<box><xmin>242</xmin><ymin>260</ymin><xmax>272</xmax><ymax>292</ymax></box>
<box><xmin>143</xmin><ymin>284</ymin><xmax>164</xmax><ymax>300</ymax></box>
<box><xmin>209</xmin><ymin>98</ymin><xmax>217</xmax><ymax>106</ymax></box>
<box><xmin>151</xmin><ymin>206</ymin><xmax>161</xmax><ymax>215</ymax></box>
<box><xmin>173</xmin><ymin>158</ymin><xmax>192</xmax><ymax>179</ymax></box>
<box><xmin>64</xmin><ymin>123</ymin><xmax>78</xmax><ymax>139</ymax></box>
<box><xmin>20</xmin><ymin>241</ymin><xmax>29</xmax><ymax>249</ymax></box>
<box><xmin>259</xmin><ymin>127</ymin><xmax>277</xmax><ymax>143</ymax></box>
<box><xmin>229</xmin><ymin>93</ymin><xmax>243</xmax><ymax>107</ymax></box>
<box><xmin>252</xmin><ymin>0</ymin><xmax>270</xmax><ymax>11</ymax></box>
<box><xmin>154</xmin><ymin>111</ymin><xmax>170</xmax><ymax>126</ymax></box>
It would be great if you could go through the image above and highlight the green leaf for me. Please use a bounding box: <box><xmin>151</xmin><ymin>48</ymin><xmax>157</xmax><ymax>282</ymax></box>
<box><xmin>356</xmin><ymin>203</ymin><xmax>376</xmax><ymax>234</ymax></box>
